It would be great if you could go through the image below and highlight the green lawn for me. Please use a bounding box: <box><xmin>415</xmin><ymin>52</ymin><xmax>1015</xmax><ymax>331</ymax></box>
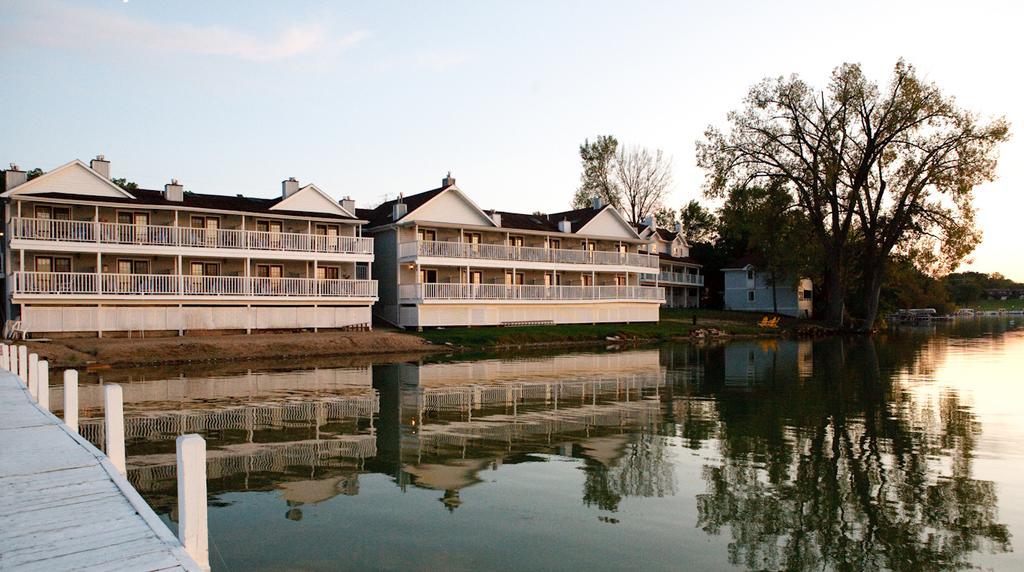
<box><xmin>413</xmin><ymin>308</ymin><xmax>781</xmax><ymax>349</ymax></box>
<box><xmin>965</xmin><ymin>299</ymin><xmax>1024</xmax><ymax>311</ymax></box>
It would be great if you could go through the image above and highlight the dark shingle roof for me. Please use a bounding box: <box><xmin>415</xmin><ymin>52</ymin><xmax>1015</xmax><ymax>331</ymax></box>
<box><xmin>360</xmin><ymin>186</ymin><xmax>448</xmax><ymax>227</ymax></box>
<box><xmin>26</xmin><ymin>189</ymin><xmax>359</xmax><ymax>221</ymax></box>
<box><xmin>657</xmin><ymin>252</ymin><xmax>701</xmax><ymax>266</ymax></box>
<box><xmin>723</xmin><ymin>253</ymin><xmax>762</xmax><ymax>269</ymax></box>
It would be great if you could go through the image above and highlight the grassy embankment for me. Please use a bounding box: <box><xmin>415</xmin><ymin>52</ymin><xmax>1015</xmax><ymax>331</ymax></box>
<box><xmin>964</xmin><ymin>299</ymin><xmax>1024</xmax><ymax>312</ymax></box>
<box><xmin>415</xmin><ymin>308</ymin><xmax>797</xmax><ymax>349</ymax></box>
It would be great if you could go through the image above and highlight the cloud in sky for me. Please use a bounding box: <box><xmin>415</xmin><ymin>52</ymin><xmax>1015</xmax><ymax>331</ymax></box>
<box><xmin>3</xmin><ymin>1</ymin><xmax>370</xmax><ymax>62</ymax></box>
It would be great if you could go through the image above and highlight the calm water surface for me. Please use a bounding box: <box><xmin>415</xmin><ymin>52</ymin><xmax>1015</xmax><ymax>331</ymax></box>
<box><xmin>63</xmin><ymin>319</ymin><xmax>1024</xmax><ymax>570</ymax></box>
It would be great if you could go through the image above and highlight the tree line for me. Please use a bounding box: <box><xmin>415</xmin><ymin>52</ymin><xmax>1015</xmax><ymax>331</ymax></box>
<box><xmin>573</xmin><ymin>60</ymin><xmax>1010</xmax><ymax>329</ymax></box>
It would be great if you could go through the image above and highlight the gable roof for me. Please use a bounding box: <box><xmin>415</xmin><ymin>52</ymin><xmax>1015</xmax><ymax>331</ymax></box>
<box><xmin>1</xmin><ymin>159</ymin><xmax>136</xmax><ymax>199</ymax></box>
<box><xmin>271</xmin><ymin>183</ymin><xmax>354</xmax><ymax>217</ymax></box>
<box><xmin>358</xmin><ymin>186</ymin><xmax>449</xmax><ymax>227</ymax></box>
<box><xmin>21</xmin><ymin>188</ymin><xmax>361</xmax><ymax>221</ymax></box>
<box><xmin>722</xmin><ymin>253</ymin><xmax>762</xmax><ymax>270</ymax></box>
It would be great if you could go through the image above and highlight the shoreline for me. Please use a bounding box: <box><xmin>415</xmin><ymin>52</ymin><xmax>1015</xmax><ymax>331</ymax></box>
<box><xmin>18</xmin><ymin>309</ymin><xmax>824</xmax><ymax>370</ymax></box>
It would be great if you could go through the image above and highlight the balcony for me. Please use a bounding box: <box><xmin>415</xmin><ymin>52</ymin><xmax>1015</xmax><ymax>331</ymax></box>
<box><xmin>10</xmin><ymin>272</ymin><xmax>377</xmax><ymax>299</ymax></box>
<box><xmin>9</xmin><ymin>218</ymin><xmax>373</xmax><ymax>256</ymax></box>
<box><xmin>642</xmin><ymin>271</ymin><xmax>705</xmax><ymax>286</ymax></box>
<box><xmin>399</xmin><ymin>283</ymin><xmax>665</xmax><ymax>302</ymax></box>
<box><xmin>398</xmin><ymin>240</ymin><xmax>658</xmax><ymax>269</ymax></box>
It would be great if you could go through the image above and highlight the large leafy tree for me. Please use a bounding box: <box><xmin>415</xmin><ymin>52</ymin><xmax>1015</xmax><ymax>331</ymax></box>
<box><xmin>678</xmin><ymin>199</ymin><xmax>717</xmax><ymax>244</ymax></box>
<box><xmin>572</xmin><ymin>135</ymin><xmax>620</xmax><ymax>209</ymax></box>
<box><xmin>697</xmin><ymin>60</ymin><xmax>1009</xmax><ymax>329</ymax></box>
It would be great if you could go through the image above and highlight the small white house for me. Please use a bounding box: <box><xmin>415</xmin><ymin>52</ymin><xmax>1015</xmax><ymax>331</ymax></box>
<box><xmin>722</xmin><ymin>258</ymin><xmax>812</xmax><ymax>318</ymax></box>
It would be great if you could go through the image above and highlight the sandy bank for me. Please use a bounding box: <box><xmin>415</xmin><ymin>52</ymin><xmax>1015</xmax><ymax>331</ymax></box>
<box><xmin>20</xmin><ymin>330</ymin><xmax>444</xmax><ymax>369</ymax></box>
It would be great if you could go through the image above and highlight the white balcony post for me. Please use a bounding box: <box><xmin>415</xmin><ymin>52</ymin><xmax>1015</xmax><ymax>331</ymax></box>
<box><xmin>27</xmin><ymin>352</ymin><xmax>38</xmax><ymax>401</ymax></box>
<box><xmin>37</xmin><ymin>360</ymin><xmax>49</xmax><ymax>411</ymax></box>
<box><xmin>104</xmin><ymin>384</ymin><xmax>126</xmax><ymax>475</ymax></box>
<box><xmin>176</xmin><ymin>434</ymin><xmax>210</xmax><ymax>571</ymax></box>
<box><xmin>64</xmin><ymin>369</ymin><xmax>79</xmax><ymax>433</ymax></box>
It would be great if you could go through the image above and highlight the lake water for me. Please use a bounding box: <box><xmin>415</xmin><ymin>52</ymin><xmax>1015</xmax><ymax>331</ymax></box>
<box><xmin>63</xmin><ymin>318</ymin><xmax>1024</xmax><ymax>570</ymax></box>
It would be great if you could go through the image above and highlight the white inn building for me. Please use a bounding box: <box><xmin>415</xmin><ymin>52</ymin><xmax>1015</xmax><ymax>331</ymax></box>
<box><xmin>1</xmin><ymin>156</ymin><xmax>377</xmax><ymax>337</ymax></box>
<box><xmin>634</xmin><ymin>219</ymin><xmax>704</xmax><ymax>308</ymax></box>
<box><xmin>359</xmin><ymin>174</ymin><xmax>666</xmax><ymax>329</ymax></box>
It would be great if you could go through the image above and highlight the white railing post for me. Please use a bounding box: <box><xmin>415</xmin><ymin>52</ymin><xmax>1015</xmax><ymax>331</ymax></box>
<box><xmin>104</xmin><ymin>384</ymin><xmax>126</xmax><ymax>475</ymax></box>
<box><xmin>64</xmin><ymin>369</ymin><xmax>79</xmax><ymax>433</ymax></box>
<box><xmin>27</xmin><ymin>352</ymin><xmax>39</xmax><ymax>401</ymax></box>
<box><xmin>17</xmin><ymin>345</ymin><xmax>27</xmax><ymax>385</ymax></box>
<box><xmin>176</xmin><ymin>434</ymin><xmax>210</xmax><ymax>571</ymax></box>
<box><xmin>1</xmin><ymin>344</ymin><xmax>9</xmax><ymax>371</ymax></box>
<box><xmin>37</xmin><ymin>360</ymin><xmax>49</xmax><ymax>411</ymax></box>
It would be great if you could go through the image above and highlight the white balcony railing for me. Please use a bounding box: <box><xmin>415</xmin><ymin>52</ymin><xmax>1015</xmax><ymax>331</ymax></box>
<box><xmin>9</xmin><ymin>218</ymin><xmax>374</xmax><ymax>255</ymax></box>
<box><xmin>641</xmin><ymin>271</ymin><xmax>705</xmax><ymax>286</ymax></box>
<box><xmin>398</xmin><ymin>283</ymin><xmax>664</xmax><ymax>302</ymax></box>
<box><xmin>399</xmin><ymin>240</ymin><xmax>659</xmax><ymax>269</ymax></box>
<box><xmin>10</xmin><ymin>272</ymin><xmax>377</xmax><ymax>299</ymax></box>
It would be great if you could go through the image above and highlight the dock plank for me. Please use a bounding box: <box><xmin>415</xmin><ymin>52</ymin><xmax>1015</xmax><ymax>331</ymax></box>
<box><xmin>0</xmin><ymin>370</ymin><xmax>202</xmax><ymax>571</ymax></box>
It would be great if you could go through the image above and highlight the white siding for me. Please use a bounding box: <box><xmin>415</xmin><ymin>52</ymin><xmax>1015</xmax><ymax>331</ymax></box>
<box><xmin>14</xmin><ymin>162</ymin><xmax>128</xmax><ymax>198</ymax></box>
<box><xmin>406</xmin><ymin>302</ymin><xmax>659</xmax><ymax>328</ymax></box>
<box><xmin>408</xmin><ymin>191</ymin><xmax>494</xmax><ymax>226</ymax></box>
<box><xmin>270</xmin><ymin>186</ymin><xmax>349</xmax><ymax>217</ymax></box>
<box><xmin>578</xmin><ymin>209</ymin><xmax>637</xmax><ymax>239</ymax></box>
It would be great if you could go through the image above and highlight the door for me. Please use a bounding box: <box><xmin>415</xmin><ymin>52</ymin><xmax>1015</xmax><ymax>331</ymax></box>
<box><xmin>315</xmin><ymin>224</ymin><xmax>340</xmax><ymax>251</ymax></box>
<box><xmin>257</xmin><ymin>220</ymin><xmax>283</xmax><ymax>249</ymax></box>
<box><xmin>581</xmin><ymin>274</ymin><xmax>593</xmax><ymax>287</ymax></box>
<box><xmin>256</xmin><ymin>264</ymin><xmax>284</xmax><ymax>294</ymax></box>
<box><xmin>418</xmin><ymin>229</ymin><xmax>436</xmax><ymax>242</ymax></box>
<box><xmin>465</xmin><ymin>233</ymin><xmax>481</xmax><ymax>256</ymax></box>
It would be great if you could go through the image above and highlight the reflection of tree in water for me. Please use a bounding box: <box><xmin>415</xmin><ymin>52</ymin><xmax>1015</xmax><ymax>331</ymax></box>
<box><xmin>697</xmin><ymin>337</ymin><xmax>1010</xmax><ymax>570</ymax></box>
<box><xmin>582</xmin><ymin>428</ymin><xmax>677</xmax><ymax>512</ymax></box>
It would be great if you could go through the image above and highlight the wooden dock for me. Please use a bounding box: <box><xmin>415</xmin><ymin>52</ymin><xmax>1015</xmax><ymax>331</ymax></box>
<box><xmin>0</xmin><ymin>369</ymin><xmax>203</xmax><ymax>571</ymax></box>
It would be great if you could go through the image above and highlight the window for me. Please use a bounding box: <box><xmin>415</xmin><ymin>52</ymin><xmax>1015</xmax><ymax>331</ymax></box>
<box><xmin>547</xmin><ymin>238</ymin><xmax>560</xmax><ymax>249</ymax></box>
<box><xmin>803</xmin><ymin>289</ymin><xmax>813</xmax><ymax>301</ymax></box>
<box><xmin>34</xmin><ymin>256</ymin><xmax>71</xmax><ymax>273</ymax></box>
<box><xmin>544</xmin><ymin>273</ymin><xmax>561</xmax><ymax>287</ymax></box>
<box><xmin>35</xmin><ymin>205</ymin><xmax>71</xmax><ymax>220</ymax></box>
<box><xmin>418</xmin><ymin>229</ymin><xmax>436</xmax><ymax>242</ymax></box>
<box><xmin>462</xmin><ymin>270</ymin><xmax>482</xmax><ymax>284</ymax></box>
<box><xmin>617</xmin><ymin>244</ymin><xmax>628</xmax><ymax>254</ymax></box>
<box><xmin>581</xmin><ymin>274</ymin><xmax>593</xmax><ymax>286</ymax></box>
<box><xmin>256</xmin><ymin>220</ymin><xmax>283</xmax><ymax>233</ymax></box>
<box><xmin>509</xmin><ymin>236</ymin><xmax>525</xmax><ymax>248</ymax></box>
<box><xmin>189</xmin><ymin>262</ymin><xmax>220</xmax><ymax>276</ymax></box>
<box><xmin>505</xmin><ymin>272</ymin><xmax>525</xmax><ymax>285</ymax></box>
<box><xmin>316</xmin><ymin>266</ymin><xmax>340</xmax><ymax>280</ymax></box>
<box><xmin>615</xmin><ymin>275</ymin><xmax>627</xmax><ymax>286</ymax></box>
<box><xmin>464</xmin><ymin>233</ymin><xmax>481</xmax><ymax>254</ymax></box>
<box><xmin>355</xmin><ymin>262</ymin><xmax>369</xmax><ymax>280</ymax></box>
<box><xmin>747</xmin><ymin>290</ymin><xmax>755</xmax><ymax>302</ymax></box>
<box><xmin>255</xmin><ymin>264</ymin><xmax>283</xmax><ymax>278</ymax></box>
<box><xmin>117</xmin><ymin>259</ymin><xmax>150</xmax><ymax>275</ymax></box>
<box><xmin>746</xmin><ymin>269</ymin><xmax>755</xmax><ymax>281</ymax></box>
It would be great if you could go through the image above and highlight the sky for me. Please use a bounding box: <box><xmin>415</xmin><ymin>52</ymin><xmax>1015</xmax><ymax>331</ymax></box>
<box><xmin>2</xmin><ymin>0</ymin><xmax>1021</xmax><ymax>280</ymax></box>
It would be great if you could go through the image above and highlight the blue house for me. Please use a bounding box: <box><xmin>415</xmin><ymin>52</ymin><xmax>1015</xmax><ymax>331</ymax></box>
<box><xmin>722</xmin><ymin>256</ymin><xmax>812</xmax><ymax>318</ymax></box>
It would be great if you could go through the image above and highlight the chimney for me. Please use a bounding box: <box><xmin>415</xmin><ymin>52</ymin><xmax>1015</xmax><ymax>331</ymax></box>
<box><xmin>558</xmin><ymin>219</ymin><xmax>572</xmax><ymax>233</ymax></box>
<box><xmin>674</xmin><ymin>221</ymin><xmax>683</xmax><ymax>234</ymax></box>
<box><xmin>162</xmin><ymin>178</ymin><xmax>183</xmax><ymax>202</ymax></box>
<box><xmin>392</xmin><ymin>197</ymin><xmax>408</xmax><ymax>221</ymax></box>
<box><xmin>340</xmin><ymin>196</ymin><xmax>356</xmax><ymax>215</ymax></box>
<box><xmin>4</xmin><ymin>164</ymin><xmax>27</xmax><ymax>191</ymax></box>
<box><xmin>282</xmin><ymin>177</ymin><xmax>299</xmax><ymax>198</ymax></box>
<box><xmin>488</xmin><ymin>210</ymin><xmax>502</xmax><ymax>227</ymax></box>
<box><xmin>644</xmin><ymin>214</ymin><xmax>656</xmax><ymax>229</ymax></box>
<box><xmin>90</xmin><ymin>155</ymin><xmax>110</xmax><ymax>179</ymax></box>
<box><xmin>442</xmin><ymin>172</ymin><xmax>456</xmax><ymax>187</ymax></box>
<box><xmin>591</xmin><ymin>196</ymin><xmax>604</xmax><ymax>210</ymax></box>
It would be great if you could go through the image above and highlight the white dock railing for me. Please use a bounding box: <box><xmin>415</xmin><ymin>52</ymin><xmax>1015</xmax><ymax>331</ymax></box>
<box><xmin>399</xmin><ymin>240</ymin><xmax>659</xmax><ymax>269</ymax></box>
<box><xmin>11</xmin><ymin>271</ymin><xmax>378</xmax><ymax>299</ymax></box>
<box><xmin>641</xmin><ymin>271</ymin><xmax>705</xmax><ymax>286</ymax></box>
<box><xmin>1</xmin><ymin>343</ymin><xmax>209</xmax><ymax>570</ymax></box>
<box><xmin>399</xmin><ymin>283</ymin><xmax>665</xmax><ymax>302</ymax></box>
<box><xmin>10</xmin><ymin>217</ymin><xmax>374</xmax><ymax>255</ymax></box>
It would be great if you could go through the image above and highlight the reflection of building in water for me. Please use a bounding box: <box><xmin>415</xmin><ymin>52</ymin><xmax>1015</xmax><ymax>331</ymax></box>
<box><xmin>103</xmin><ymin>350</ymin><xmax>681</xmax><ymax>513</ymax></box>
<box><xmin>51</xmin><ymin>365</ymin><xmax>373</xmax><ymax>416</ymax></box>
<box><xmin>721</xmin><ymin>339</ymin><xmax>813</xmax><ymax>387</ymax></box>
